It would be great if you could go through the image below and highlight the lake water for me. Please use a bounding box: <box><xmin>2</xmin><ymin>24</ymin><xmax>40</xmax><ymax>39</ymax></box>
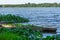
<box><xmin>0</xmin><ymin>7</ymin><xmax>60</xmax><ymax>28</ymax></box>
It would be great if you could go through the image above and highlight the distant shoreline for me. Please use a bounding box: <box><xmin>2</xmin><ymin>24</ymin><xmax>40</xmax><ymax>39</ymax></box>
<box><xmin>0</xmin><ymin>3</ymin><xmax>60</xmax><ymax>7</ymax></box>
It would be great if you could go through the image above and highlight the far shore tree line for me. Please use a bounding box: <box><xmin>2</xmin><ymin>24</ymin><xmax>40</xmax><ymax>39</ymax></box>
<box><xmin>0</xmin><ymin>3</ymin><xmax>60</xmax><ymax>7</ymax></box>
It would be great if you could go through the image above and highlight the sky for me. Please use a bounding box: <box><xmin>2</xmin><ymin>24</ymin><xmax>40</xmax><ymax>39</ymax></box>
<box><xmin>0</xmin><ymin>0</ymin><xmax>60</xmax><ymax>4</ymax></box>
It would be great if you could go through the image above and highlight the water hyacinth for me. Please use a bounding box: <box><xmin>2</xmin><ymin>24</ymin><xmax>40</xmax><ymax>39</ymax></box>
<box><xmin>0</xmin><ymin>27</ymin><xmax>60</xmax><ymax>40</ymax></box>
<box><xmin>0</xmin><ymin>27</ymin><xmax>42</xmax><ymax>40</ymax></box>
<box><xmin>0</xmin><ymin>14</ymin><xmax>29</xmax><ymax>23</ymax></box>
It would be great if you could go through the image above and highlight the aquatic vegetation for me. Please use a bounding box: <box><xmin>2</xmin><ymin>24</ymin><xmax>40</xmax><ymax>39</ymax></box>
<box><xmin>0</xmin><ymin>27</ymin><xmax>59</xmax><ymax>40</ymax></box>
<box><xmin>0</xmin><ymin>14</ymin><xmax>29</xmax><ymax>23</ymax></box>
<box><xmin>0</xmin><ymin>32</ymin><xmax>20</xmax><ymax>40</ymax></box>
<box><xmin>14</xmin><ymin>23</ymin><xmax>26</xmax><ymax>27</ymax></box>
<box><xmin>56</xmin><ymin>34</ymin><xmax>60</xmax><ymax>40</ymax></box>
<box><xmin>43</xmin><ymin>36</ymin><xmax>55</xmax><ymax>40</ymax></box>
<box><xmin>0</xmin><ymin>27</ymin><xmax>42</xmax><ymax>40</ymax></box>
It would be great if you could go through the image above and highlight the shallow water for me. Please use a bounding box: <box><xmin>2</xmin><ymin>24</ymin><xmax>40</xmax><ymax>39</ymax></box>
<box><xmin>0</xmin><ymin>7</ymin><xmax>60</xmax><ymax>27</ymax></box>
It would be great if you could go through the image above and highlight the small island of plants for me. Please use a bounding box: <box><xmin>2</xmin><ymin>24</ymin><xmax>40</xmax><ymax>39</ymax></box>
<box><xmin>0</xmin><ymin>14</ymin><xmax>29</xmax><ymax>23</ymax></box>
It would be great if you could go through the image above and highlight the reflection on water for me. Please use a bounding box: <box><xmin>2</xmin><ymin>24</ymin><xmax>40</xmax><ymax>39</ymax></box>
<box><xmin>0</xmin><ymin>7</ymin><xmax>60</xmax><ymax>27</ymax></box>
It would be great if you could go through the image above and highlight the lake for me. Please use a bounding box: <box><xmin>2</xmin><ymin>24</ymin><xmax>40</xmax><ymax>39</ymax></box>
<box><xmin>0</xmin><ymin>7</ymin><xmax>60</xmax><ymax>28</ymax></box>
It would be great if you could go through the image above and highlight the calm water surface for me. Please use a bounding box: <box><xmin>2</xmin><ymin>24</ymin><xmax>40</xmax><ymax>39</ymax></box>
<box><xmin>0</xmin><ymin>7</ymin><xmax>60</xmax><ymax>27</ymax></box>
